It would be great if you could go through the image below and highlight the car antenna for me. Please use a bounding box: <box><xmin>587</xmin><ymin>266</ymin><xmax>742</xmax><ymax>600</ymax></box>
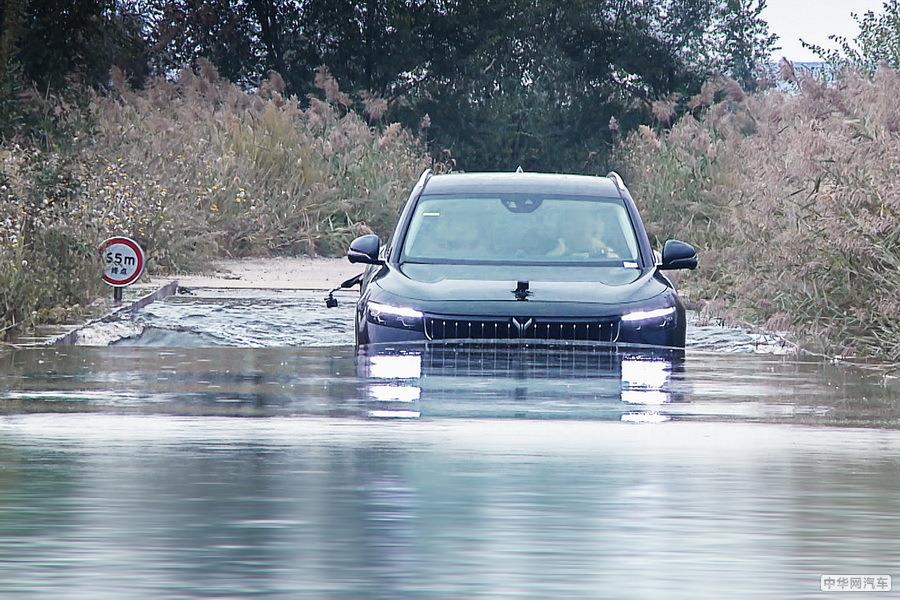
<box><xmin>515</xmin><ymin>166</ymin><xmax>524</xmax><ymax>173</ymax></box>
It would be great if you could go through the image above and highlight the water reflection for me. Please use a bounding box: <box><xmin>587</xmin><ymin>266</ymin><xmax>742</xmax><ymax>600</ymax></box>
<box><xmin>359</xmin><ymin>342</ymin><xmax>685</xmax><ymax>422</ymax></box>
<box><xmin>0</xmin><ymin>342</ymin><xmax>897</xmax><ymax>426</ymax></box>
<box><xmin>2</xmin><ymin>342</ymin><xmax>900</xmax><ymax>597</ymax></box>
<box><xmin>1</xmin><ymin>416</ymin><xmax>899</xmax><ymax>599</ymax></box>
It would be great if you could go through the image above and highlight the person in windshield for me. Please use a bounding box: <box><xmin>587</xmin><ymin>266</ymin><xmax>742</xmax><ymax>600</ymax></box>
<box><xmin>546</xmin><ymin>212</ymin><xmax>622</xmax><ymax>258</ymax></box>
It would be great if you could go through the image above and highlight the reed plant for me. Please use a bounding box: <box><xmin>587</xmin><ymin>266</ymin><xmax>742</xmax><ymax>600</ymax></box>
<box><xmin>617</xmin><ymin>68</ymin><xmax>900</xmax><ymax>361</ymax></box>
<box><xmin>0</xmin><ymin>61</ymin><xmax>432</xmax><ymax>336</ymax></box>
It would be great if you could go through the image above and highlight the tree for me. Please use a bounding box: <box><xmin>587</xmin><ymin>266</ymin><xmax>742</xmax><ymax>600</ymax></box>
<box><xmin>391</xmin><ymin>0</ymin><xmax>775</xmax><ymax>170</ymax></box>
<box><xmin>802</xmin><ymin>0</ymin><xmax>900</xmax><ymax>73</ymax></box>
<box><xmin>0</xmin><ymin>0</ymin><xmax>148</xmax><ymax>91</ymax></box>
<box><xmin>0</xmin><ymin>0</ymin><xmax>26</xmax><ymax>83</ymax></box>
<box><xmin>138</xmin><ymin>0</ymin><xmax>263</xmax><ymax>87</ymax></box>
<box><xmin>714</xmin><ymin>0</ymin><xmax>778</xmax><ymax>89</ymax></box>
<box><xmin>1</xmin><ymin>0</ymin><xmax>777</xmax><ymax>171</ymax></box>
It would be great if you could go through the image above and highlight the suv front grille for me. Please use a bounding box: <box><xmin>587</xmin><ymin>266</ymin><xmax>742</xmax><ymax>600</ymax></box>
<box><xmin>424</xmin><ymin>316</ymin><xmax>619</xmax><ymax>342</ymax></box>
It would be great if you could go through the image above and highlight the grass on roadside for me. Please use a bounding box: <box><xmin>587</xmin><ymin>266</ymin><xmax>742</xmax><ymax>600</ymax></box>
<box><xmin>0</xmin><ymin>61</ymin><xmax>433</xmax><ymax>337</ymax></box>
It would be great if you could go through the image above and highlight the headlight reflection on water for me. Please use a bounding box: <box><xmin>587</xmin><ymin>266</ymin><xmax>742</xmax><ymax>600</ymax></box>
<box><xmin>620</xmin><ymin>357</ymin><xmax>674</xmax><ymax>406</ymax></box>
<box><xmin>367</xmin><ymin>354</ymin><xmax>422</xmax><ymax>379</ymax></box>
<box><xmin>360</xmin><ymin>346</ymin><xmax>681</xmax><ymax>421</ymax></box>
<box><xmin>366</xmin><ymin>409</ymin><xmax>422</xmax><ymax>419</ymax></box>
<box><xmin>365</xmin><ymin>354</ymin><xmax>423</xmax><ymax>418</ymax></box>
<box><xmin>368</xmin><ymin>384</ymin><xmax>422</xmax><ymax>403</ymax></box>
<box><xmin>621</xmin><ymin>412</ymin><xmax>670</xmax><ymax>423</ymax></box>
<box><xmin>621</xmin><ymin>390</ymin><xmax>670</xmax><ymax>405</ymax></box>
<box><xmin>621</xmin><ymin>358</ymin><xmax>672</xmax><ymax>390</ymax></box>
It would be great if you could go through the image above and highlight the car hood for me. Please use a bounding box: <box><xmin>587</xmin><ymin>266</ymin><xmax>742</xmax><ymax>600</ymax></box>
<box><xmin>373</xmin><ymin>263</ymin><xmax>668</xmax><ymax>308</ymax></box>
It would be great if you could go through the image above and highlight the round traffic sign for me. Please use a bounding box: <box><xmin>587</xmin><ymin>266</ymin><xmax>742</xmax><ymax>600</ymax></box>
<box><xmin>100</xmin><ymin>236</ymin><xmax>145</xmax><ymax>287</ymax></box>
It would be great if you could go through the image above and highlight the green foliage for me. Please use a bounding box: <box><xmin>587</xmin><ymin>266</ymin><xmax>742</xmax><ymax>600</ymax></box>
<box><xmin>0</xmin><ymin>138</ymin><xmax>104</xmax><ymax>334</ymax></box>
<box><xmin>1</xmin><ymin>0</ymin><xmax>148</xmax><ymax>91</ymax></box>
<box><xmin>0</xmin><ymin>61</ymin><xmax>29</xmax><ymax>136</ymax></box>
<box><xmin>802</xmin><ymin>0</ymin><xmax>900</xmax><ymax>72</ymax></box>
<box><xmin>715</xmin><ymin>0</ymin><xmax>778</xmax><ymax>89</ymax></box>
<box><xmin>616</xmin><ymin>70</ymin><xmax>900</xmax><ymax>361</ymax></box>
<box><xmin>140</xmin><ymin>0</ymin><xmax>776</xmax><ymax>172</ymax></box>
<box><xmin>1</xmin><ymin>1</ymin><xmax>777</xmax><ymax>173</ymax></box>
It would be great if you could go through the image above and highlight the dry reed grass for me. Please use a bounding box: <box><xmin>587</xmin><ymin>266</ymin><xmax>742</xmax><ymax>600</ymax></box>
<box><xmin>0</xmin><ymin>61</ymin><xmax>432</xmax><ymax>334</ymax></box>
<box><xmin>618</xmin><ymin>67</ymin><xmax>900</xmax><ymax>361</ymax></box>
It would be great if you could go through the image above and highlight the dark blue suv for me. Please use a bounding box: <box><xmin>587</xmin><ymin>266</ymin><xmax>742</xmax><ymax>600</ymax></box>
<box><xmin>339</xmin><ymin>170</ymin><xmax>698</xmax><ymax>349</ymax></box>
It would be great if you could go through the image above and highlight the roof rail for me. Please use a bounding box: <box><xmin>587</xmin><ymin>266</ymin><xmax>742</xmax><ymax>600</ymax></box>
<box><xmin>606</xmin><ymin>171</ymin><xmax>627</xmax><ymax>193</ymax></box>
<box><xmin>417</xmin><ymin>167</ymin><xmax>433</xmax><ymax>187</ymax></box>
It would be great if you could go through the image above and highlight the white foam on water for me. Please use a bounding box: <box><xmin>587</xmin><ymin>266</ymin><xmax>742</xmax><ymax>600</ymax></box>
<box><xmin>64</xmin><ymin>289</ymin><xmax>795</xmax><ymax>355</ymax></box>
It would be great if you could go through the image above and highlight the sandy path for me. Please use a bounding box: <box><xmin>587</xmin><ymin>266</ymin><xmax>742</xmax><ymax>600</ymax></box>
<box><xmin>135</xmin><ymin>257</ymin><xmax>363</xmax><ymax>291</ymax></box>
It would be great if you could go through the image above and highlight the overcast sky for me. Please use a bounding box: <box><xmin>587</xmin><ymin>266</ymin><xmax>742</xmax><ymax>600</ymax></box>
<box><xmin>763</xmin><ymin>0</ymin><xmax>885</xmax><ymax>62</ymax></box>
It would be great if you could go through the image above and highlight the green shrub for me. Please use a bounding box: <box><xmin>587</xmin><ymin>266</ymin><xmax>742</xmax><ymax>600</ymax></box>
<box><xmin>0</xmin><ymin>143</ymin><xmax>103</xmax><ymax>334</ymax></box>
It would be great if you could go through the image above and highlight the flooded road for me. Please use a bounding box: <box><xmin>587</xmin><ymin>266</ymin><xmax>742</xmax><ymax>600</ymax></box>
<box><xmin>1</xmin><ymin>290</ymin><xmax>898</xmax><ymax>598</ymax></box>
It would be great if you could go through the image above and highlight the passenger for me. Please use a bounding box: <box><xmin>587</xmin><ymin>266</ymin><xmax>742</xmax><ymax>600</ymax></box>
<box><xmin>547</xmin><ymin>213</ymin><xmax>621</xmax><ymax>258</ymax></box>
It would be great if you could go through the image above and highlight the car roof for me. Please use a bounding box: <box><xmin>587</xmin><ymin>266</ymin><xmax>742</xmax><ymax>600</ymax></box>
<box><xmin>421</xmin><ymin>172</ymin><xmax>622</xmax><ymax>197</ymax></box>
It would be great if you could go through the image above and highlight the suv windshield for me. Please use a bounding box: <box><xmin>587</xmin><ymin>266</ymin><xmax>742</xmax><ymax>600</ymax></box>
<box><xmin>401</xmin><ymin>194</ymin><xmax>641</xmax><ymax>265</ymax></box>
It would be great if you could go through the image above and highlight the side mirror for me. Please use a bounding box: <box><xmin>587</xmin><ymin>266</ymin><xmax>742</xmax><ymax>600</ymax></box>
<box><xmin>348</xmin><ymin>234</ymin><xmax>383</xmax><ymax>265</ymax></box>
<box><xmin>659</xmin><ymin>239</ymin><xmax>698</xmax><ymax>270</ymax></box>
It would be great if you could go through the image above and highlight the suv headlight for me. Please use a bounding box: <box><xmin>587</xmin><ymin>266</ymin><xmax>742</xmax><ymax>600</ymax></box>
<box><xmin>620</xmin><ymin>306</ymin><xmax>676</xmax><ymax>328</ymax></box>
<box><xmin>366</xmin><ymin>301</ymin><xmax>424</xmax><ymax>330</ymax></box>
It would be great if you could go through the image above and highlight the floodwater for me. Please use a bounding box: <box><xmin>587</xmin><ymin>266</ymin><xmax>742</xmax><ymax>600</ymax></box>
<box><xmin>1</xmin><ymin>290</ymin><xmax>898</xmax><ymax>598</ymax></box>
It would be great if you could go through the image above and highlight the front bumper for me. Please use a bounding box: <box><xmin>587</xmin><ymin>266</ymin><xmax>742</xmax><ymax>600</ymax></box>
<box><xmin>359</xmin><ymin>303</ymin><xmax>686</xmax><ymax>348</ymax></box>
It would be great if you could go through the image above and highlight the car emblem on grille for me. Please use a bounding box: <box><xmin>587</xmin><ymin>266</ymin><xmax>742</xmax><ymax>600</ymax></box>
<box><xmin>511</xmin><ymin>317</ymin><xmax>534</xmax><ymax>335</ymax></box>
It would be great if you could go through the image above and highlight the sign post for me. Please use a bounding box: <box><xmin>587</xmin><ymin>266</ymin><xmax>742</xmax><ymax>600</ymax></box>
<box><xmin>99</xmin><ymin>236</ymin><xmax>145</xmax><ymax>304</ymax></box>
